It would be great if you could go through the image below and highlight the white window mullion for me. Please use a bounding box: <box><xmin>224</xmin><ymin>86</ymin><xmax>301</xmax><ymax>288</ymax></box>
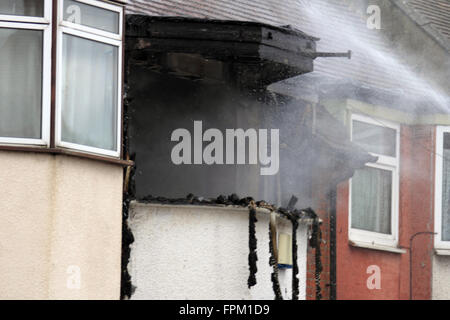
<box><xmin>59</xmin><ymin>0</ymin><xmax>122</xmax><ymax>40</ymax></box>
<box><xmin>60</xmin><ymin>25</ymin><xmax>122</xmax><ymax>46</ymax></box>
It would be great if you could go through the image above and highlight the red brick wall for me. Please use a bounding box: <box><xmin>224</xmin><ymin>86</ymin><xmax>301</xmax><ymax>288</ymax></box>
<box><xmin>399</xmin><ymin>125</ymin><xmax>435</xmax><ymax>300</ymax></box>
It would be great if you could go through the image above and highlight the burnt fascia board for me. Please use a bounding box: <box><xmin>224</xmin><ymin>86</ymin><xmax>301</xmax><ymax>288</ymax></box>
<box><xmin>127</xmin><ymin>18</ymin><xmax>316</xmax><ymax>55</ymax></box>
<box><xmin>127</xmin><ymin>38</ymin><xmax>313</xmax><ymax>71</ymax></box>
<box><xmin>125</xmin><ymin>37</ymin><xmax>313</xmax><ymax>81</ymax></box>
<box><xmin>127</xmin><ymin>37</ymin><xmax>262</xmax><ymax>60</ymax></box>
<box><xmin>259</xmin><ymin>26</ymin><xmax>316</xmax><ymax>55</ymax></box>
<box><xmin>258</xmin><ymin>45</ymin><xmax>314</xmax><ymax>73</ymax></box>
<box><xmin>126</xmin><ymin>15</ymin><xmax>316</xmax><ymax>67</ymax></box>
<box><xmin>126</xmin><ymin>15</ymin><xmax>319</xmax><ymax>41</ymax></box>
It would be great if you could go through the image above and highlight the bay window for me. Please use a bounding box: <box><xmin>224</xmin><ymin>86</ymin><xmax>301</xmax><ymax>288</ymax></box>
<box><xmin>56</xmin><ymin>0</ymin><xmax>122</xmax><ymax>157</ymax></box>
<box><xmin>0</xmin><ymin>0</ymin><xmax>123</xmax><ymax>159</ymax></box>
<box><xmin>349</xmin><ymin>114</ymin><xmax>400</xmax><ymax>248</ymax></box>
<box><xmin>435</xmin><ymin>126</ymin><xmax>450</xmax><ymax>250</ymax></box>
<box><xmin>0</xmin><ymin>0</ymin><xmax>51</xmax><ymax>145</ymax></box>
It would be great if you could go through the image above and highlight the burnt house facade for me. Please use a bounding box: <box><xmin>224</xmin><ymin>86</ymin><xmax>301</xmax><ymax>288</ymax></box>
<box><xmin>123</xmin><ymin>2</ymin><xmax>373</xmax><ymax>300</ymax></box>
<box><xmin>0</xmin><ymin>0</ymin><xmax>449</xmax><ymax>300</ymax></box>
<box><xmin>124</xmin><ymin>0</ymin><xmax>450</xmax><ymax>300</ymax></box>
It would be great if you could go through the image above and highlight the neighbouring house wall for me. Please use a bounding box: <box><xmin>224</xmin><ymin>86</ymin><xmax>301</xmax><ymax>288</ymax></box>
<box><xmin>337</xmin><ymin>179</ymin><xmax>406</xmax><ymax>300</ymax></box>
<box><xmin>336</xmin><ymin>125</ymin><xmax>435</xmax><ymax>300</ymax></box>
<box><xmin>127</xmin><ymin>202</ymin><xmax>309</xmax><ymax>300</ymax></box>
<box><xmin>431</xmin><ymin>125</ymin><xmax>450</xmax><ymax>300</ymax></box>
<box><xmin>0</xmin><ymin>151</ymin><xmax>123</xmax><ymax>299</ymax></box>
<box><xmin>399</xmin><ymin>126</ymin><xmax>435</xmax><ymax>300</ymax></box>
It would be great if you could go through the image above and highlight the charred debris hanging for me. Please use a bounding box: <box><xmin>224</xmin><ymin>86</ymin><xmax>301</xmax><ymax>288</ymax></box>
<box><xmin>133</xmin><ymin>194</ymin><xmax>322</xmax><ymax>300</ymax></box>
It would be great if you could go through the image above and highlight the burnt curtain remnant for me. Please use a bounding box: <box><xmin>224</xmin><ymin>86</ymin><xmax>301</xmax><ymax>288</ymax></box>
<box><xmin>291</xmin><ymin>214</ymin><xmax>300</xmax><ymax>300</ymax></box>
<box><xmin>268</xmin><ymin>221</ymin><xmax>283</xmax><ymax>300</ymax></box>
<box><xmin>248</xmin><ymin>203</ymin><xmax>258</xmax><ymax>288</ymax></box>
<box><xmin>310</xmin><ymin>216</ymin><xmax>323</xmax><ymax>300</ymax></box>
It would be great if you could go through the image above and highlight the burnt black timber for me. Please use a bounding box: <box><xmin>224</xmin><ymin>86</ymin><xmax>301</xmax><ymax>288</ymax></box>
<box><xmin>126</xmin><ymin>15</ymin><xmax>319</xmax><ymax>41</ymax></box>
<box><xmin>127</xmin><ymin>19</ymin><xmax>316</xmax><ymax>55</ymax></box>
<box><xmin>126</xmin><ymin>15</ymin><xmax>317</xmax><ymax>56</ymax></box>
<box><xmin>126</xmin><ymin>38</ymin><xmax>313</xmax><ymax>71</ymax></box>
<box><xmin>126</xmin><ymin>15</ymin><xmax>317</xmax><ymax>85</ymax></box>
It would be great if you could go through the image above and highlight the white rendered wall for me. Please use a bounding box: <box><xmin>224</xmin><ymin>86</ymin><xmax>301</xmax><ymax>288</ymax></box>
<box><xmin>128</xmin><ymin>202</ymin><xmax>309</xmax><ymax>300</ymax></box>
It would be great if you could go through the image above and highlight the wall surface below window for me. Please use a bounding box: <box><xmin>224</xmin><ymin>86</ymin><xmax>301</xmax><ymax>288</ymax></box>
<box><xmin>127</xmin><ymin>202</ymin><xmax>309</xmax><ymax>300</ymax></box>
<box><xmin>432</xmin><ymin>255</ymin><xmax>450</xmax><ymax>299</ymax></box>
<box><xmin>0</xmin><ymin>151</ymin><xmax>123</xmax><ymax>299</ymax></box>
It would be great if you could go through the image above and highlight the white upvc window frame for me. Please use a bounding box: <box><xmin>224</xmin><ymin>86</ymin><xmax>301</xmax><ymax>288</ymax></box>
<box><xmin>435</xmin><ymin>126</ymin><xmax>450</xmax><ymax>250</ymax></box>
<box><xmin>0</xmin><ymin>0</ymin><xmax>52</xmax><ymax>24</ymax></box>
<box><xmin>349</xmin><ymin>113</ymin><xmax>400</xmax><ymax>248</ymax></box>
<box><xmin>59</xmin><ymin>0</ymin><xmax>123</xmax><ymax>41</ymax></box>
<box><xmin>55</xmin><ymin>0</ymin><xmax>123</xmax><ymax>158</ymax></box>
<box><xmin>0</xmin><ymin>1</ymin><xmax>52</xmax><ymax>147</ymax></box>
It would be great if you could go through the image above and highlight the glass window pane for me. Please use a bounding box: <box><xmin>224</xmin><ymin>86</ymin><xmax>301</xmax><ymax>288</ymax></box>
<box><xmin>441</xmin><ymin>133</ymin><xmax>450</xmax><ymax>240</ymax></box>
<box><xmin>63</xmin><ymin>0</ymin><xmax>120</xmax><ymax>34</ymax></box>
<box><xmin>353</xmin><ymin>120</ymin><xmax>397</xmax><ymax>157</ymax></box>
<box><xmin>0</xmin><ymin>28</ymin><xmax>42</xmax><ymax>139</ymax></box>
<box><xmin>352</xmin><ymin>167</ymin><xmax>392</xmax><ymax>234</ymax></box>
<box><xmin>0</xmin><ymin>0</ymin><xmax>44</xmax><ymax>17</ymax></box>
<box><xmin>61</xmin><ymin>34</ymin><xmax>118</xmax><ymax>152</ymax></box>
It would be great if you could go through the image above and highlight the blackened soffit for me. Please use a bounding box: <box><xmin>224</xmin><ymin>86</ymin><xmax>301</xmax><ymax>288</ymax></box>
<box><xmin>125</xmin><ymin>15</ymin><xmax>319</xmax><ymax>86</ymax></box>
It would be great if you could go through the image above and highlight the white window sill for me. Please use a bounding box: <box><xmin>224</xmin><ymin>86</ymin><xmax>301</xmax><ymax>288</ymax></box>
<box><xmin>349</xmin><ymin>240</ymin><xmax>406</xmax><ymax>254</ymax></box>
<box><xmin>435</xmin><ymin>249</ymin><xmax>450</xmax><ymax>256</ymax></box>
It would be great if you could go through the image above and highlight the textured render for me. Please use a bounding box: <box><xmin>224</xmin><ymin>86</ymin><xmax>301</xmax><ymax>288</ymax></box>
<box><xmin>0</xmin><ymin>151</ymin><xmax>123</xmax><ymax>300</ymax></box>
<box><xmin>128</xmin><ymin>203</ymin><xmax>308</xmax><ymax>300</ymax></box>
<box><xmin>432</xmin><ymin>255</ymin><xmax>450</xmax><ymax>299</ymax></box>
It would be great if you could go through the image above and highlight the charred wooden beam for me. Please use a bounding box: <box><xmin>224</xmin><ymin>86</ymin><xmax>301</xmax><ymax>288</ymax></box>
<box><xmin>126</xmin><ymin>15</ymin><xmax>319</xmax><ymax>87</ymax></box>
